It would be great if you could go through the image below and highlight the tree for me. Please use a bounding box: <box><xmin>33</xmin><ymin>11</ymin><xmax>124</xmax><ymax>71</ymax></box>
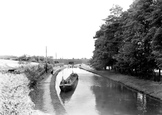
<box><xmin>91</xmin><ymin>0</ymin><xmax>162</xmax><ymax>81</ymax></box>
<box><xmin>91</xmin><ymin>5</ymin><xmax>123</xmax><ymax>70</ymax></box>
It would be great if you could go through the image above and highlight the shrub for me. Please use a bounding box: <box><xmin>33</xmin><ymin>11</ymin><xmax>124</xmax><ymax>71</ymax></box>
<box><xmin>0</xmin><ymin>73</ymin><xmax>36</xmax><ymax>115</ymax></box>
<box><xmin>24</xmin><ymin>64</ymin><xmax>53</xmax><ymax>89</ymax></box>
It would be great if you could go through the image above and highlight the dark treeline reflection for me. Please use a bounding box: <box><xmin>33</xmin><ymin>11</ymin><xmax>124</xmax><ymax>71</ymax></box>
<box><xmin>91</xmin><ymin>75</ymin><xmax>162</xmax><ymax>115</ymax></box>
<box><xmin>60</xmin><ymin>89</ymin><xmax>75</xmax><ymax>104</ymax></box>
<box><xmin>30</xmin><ymin>69</ymin><xmax>162</xmax><ymax>115</ymax></box>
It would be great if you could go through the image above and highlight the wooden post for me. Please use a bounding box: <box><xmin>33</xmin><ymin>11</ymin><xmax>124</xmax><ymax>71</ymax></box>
<box><xmin>46</xmin><ymin>46</ymin><xmax>47</xmax><ymax>73</ymax></box>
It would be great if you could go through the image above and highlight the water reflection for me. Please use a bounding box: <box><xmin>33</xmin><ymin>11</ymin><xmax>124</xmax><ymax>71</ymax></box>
<box><xmin>91</xmin><ymin>75</ymin><xmax>162</xmax><ymax>115</ymax></box>
<box><xmin>59</xmin><ymin>76</ymin><xmax>78</xmax><ymax>104</ymax></box>
<box><xmin>57</xmin><ymin>69</ymin><xmax>98</xmax><ymax>115</ymax></box>
<box><xmin>30</xmin><ymin>68</ymin><xmax>162</xmax><ymax>115</ymax></box>
<box><xmin>144</xmin><ymin>96</ymin><xmax>162</xmax><ymax>115</ymax></box>
<box><xmin>136</xmin><ymin>93</ymin><xmax>147</xmax><ymax>114</ymax></box>
<box><xmin>60</xmin><ymin>89</ymin><xmax>75</xmax><ymax>104</ymax></box>
<box><xmin>91</xmin><ymin>77</ymin><xmax>137</xmax><ymax>115</ymax></box>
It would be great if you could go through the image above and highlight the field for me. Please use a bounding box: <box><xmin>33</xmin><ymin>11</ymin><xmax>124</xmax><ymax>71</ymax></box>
<box><xmin>0</xmin><ymin>59</ymin><xmax>38</xmax><ymax>70</ymax></box>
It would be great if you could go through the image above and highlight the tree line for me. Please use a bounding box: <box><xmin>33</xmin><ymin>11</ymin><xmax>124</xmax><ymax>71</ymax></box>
<box><xmin>90</xmin><ymin>0</ymin><xmax>162</xmax><ymax>81</ymax></box>
<box><xmin>18</xmin><ymin>55</ymin><xmax>89</xmax><ymax>65</ymax></box>
<box><xmin>18</xmin><ymin>55</ymin><xmax>55</xmax><ymax>64</ymax></box>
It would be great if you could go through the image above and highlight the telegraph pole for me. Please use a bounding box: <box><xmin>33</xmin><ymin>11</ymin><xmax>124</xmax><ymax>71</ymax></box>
<box><xmin>45</xmin><ymin>46</ymin><xmax>47</xmax><ymax>73</ymax></box>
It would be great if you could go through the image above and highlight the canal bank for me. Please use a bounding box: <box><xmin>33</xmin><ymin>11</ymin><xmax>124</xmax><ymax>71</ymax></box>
<box><xmin>80</xmin><ymin>64</ymin><xmax>162</xmax><ymax>101</ymax></box>
<box><xmin>29</xmin><ymin>67</ymin><xmax>66</xmax><ymax>115</ymax></box>
<box><xmin>50</xmin><ymin>67</ymin><xmax>67</xmax><ymax>115</ymax></box>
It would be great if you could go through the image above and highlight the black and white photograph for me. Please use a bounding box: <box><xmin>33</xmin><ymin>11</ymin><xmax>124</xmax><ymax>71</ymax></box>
<box><xmin>0</xmin><ymin>0</ymin><xmax>162</xmax><ymax>115</ymax></box>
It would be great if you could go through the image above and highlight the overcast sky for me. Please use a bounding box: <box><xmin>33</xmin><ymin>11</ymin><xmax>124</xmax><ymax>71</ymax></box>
<box><xmin>0</xmin><ymin>0</ymin><xmax>133</xmax><ymax>59</ymax></box>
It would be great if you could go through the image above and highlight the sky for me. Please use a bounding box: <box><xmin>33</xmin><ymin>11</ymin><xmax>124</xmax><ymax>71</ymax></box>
<box><xmin>0</xmin><ymin>0</ymin><xmax>133</xmax><ymax>59</ymax></box>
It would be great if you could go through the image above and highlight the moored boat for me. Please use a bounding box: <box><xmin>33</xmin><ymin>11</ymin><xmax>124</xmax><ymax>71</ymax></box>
<box><xmin>59</xmin><ymin>73</ymin><xmax>79</xmax><ymax>92</ymax></box>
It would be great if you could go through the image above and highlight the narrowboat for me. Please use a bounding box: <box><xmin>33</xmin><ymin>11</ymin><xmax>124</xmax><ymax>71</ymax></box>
<box><xmin>59</xmin><ymin>73</ymin><xmax>79</xmax><ymax>92</ymax></box>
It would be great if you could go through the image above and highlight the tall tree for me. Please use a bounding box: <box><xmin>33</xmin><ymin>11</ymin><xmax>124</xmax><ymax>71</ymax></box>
<box><xmin>91</xmin><ymin>5</ymin><xmax>123</xmax><ymax>70</ymax></box>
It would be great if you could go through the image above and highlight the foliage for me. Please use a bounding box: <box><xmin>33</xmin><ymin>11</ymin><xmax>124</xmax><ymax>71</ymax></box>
<box><xmin>0</xmin><ymin>71</ymin><xmax>53</xmax><ymax>115</ymax></box>
<box><xmin>18</xmin><ymin>55</ymin><xmax>49</xmax><ymax>63</ymax></box>
<box><xmin>18</xmin><ymin>55</ymin><xmax>89</xmax><ymax>66</ymax></box>
<box><xmin>24</xmin><ymin>64</ymin><xmax>53</xmax><ymax>89</ymax></box>
<box><xmin>0</xmin><ymin>73</ymin><xmax>36</xmax><ymax>115</ymax></box>
<box><xmin>24</xmin><ymin>65</ymin><xmax>44</xmax><ymax>88</ymax></box>
<box><xmin>91</xmin><ymin>5</ymin><xmax>123</xmax><ymax>70</ymax></box>
<box><xmin>91</xmin><ymin>0</ymin><xmax>162</xmax><ymax>80</ymax></box>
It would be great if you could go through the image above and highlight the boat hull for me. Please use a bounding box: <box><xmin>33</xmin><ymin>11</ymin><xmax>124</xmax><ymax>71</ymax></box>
<box><xmin>59</xmin><ymin>74</ymin><xmax>78</xmax><ymax>92</ymax></box>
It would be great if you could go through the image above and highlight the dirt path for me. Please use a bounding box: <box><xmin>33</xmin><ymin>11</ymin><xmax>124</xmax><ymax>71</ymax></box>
<box><xmin>29</xmin><ymin>67</ymin><xmax>66</xmax><ymax>115</ymax></box>
<box><xmin>50</xmin><ymin>67</ymin><xmax>67</xmax><ymax>115</ymax></box>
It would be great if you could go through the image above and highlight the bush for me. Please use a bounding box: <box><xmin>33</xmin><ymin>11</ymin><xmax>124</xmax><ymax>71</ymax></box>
<box><xmin>24</xmin><ymin>64</ymin><xmax>53</xmax><ymax>89</ymax></box>
<box><xmin>0</xmin><ymin>73</ymin><xmax>36</xmax><ymax>115</ymax></box>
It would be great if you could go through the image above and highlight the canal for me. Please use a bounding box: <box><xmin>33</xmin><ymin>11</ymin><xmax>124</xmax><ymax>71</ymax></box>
<box><xmin>30</xmin><ymin>68</ymin><xmax>162</xmax><ymax>115</ymax></box>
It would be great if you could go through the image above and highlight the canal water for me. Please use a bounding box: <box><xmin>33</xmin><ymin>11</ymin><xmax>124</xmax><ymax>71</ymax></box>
<box><xmin>30</xmin><ymin>68</ymin><xmax>162</xmax><ymax>115</ymax></box>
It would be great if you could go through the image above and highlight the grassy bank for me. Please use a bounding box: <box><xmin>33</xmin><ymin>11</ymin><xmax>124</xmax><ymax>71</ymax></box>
<box><xmin>50</xmin><ymin>67</ymin><xmax>66</xmax><ymax>115</ymax></box>
<box><xmin>0</xmin><ymin>72</ymin><xmax>41</xmax><ymax>115</ymax></box>
<box><xmin>24</xmin><ymin>63</ymin><xmax>53</xmax><ymax>89</ymax></box>
<box><xmin>80</xmin><ymin>64</ymin><xmax>162</xmax><ymax>101</ymax></box>
<box><xmin>0</xmin><ymin>59</ymin><xmax>54</xmax><ymax>115</ymax></box>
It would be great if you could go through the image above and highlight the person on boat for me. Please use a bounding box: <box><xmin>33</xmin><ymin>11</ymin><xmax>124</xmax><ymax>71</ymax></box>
<box><xmin>67</xmin><ymin>80</ymin><xmax>70</xmax><ymax>84</ymax></box>
<box><xmin>61</xmin><ymin>77</ymin><xmax>66</xmax><ymax>84</ymax></box>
